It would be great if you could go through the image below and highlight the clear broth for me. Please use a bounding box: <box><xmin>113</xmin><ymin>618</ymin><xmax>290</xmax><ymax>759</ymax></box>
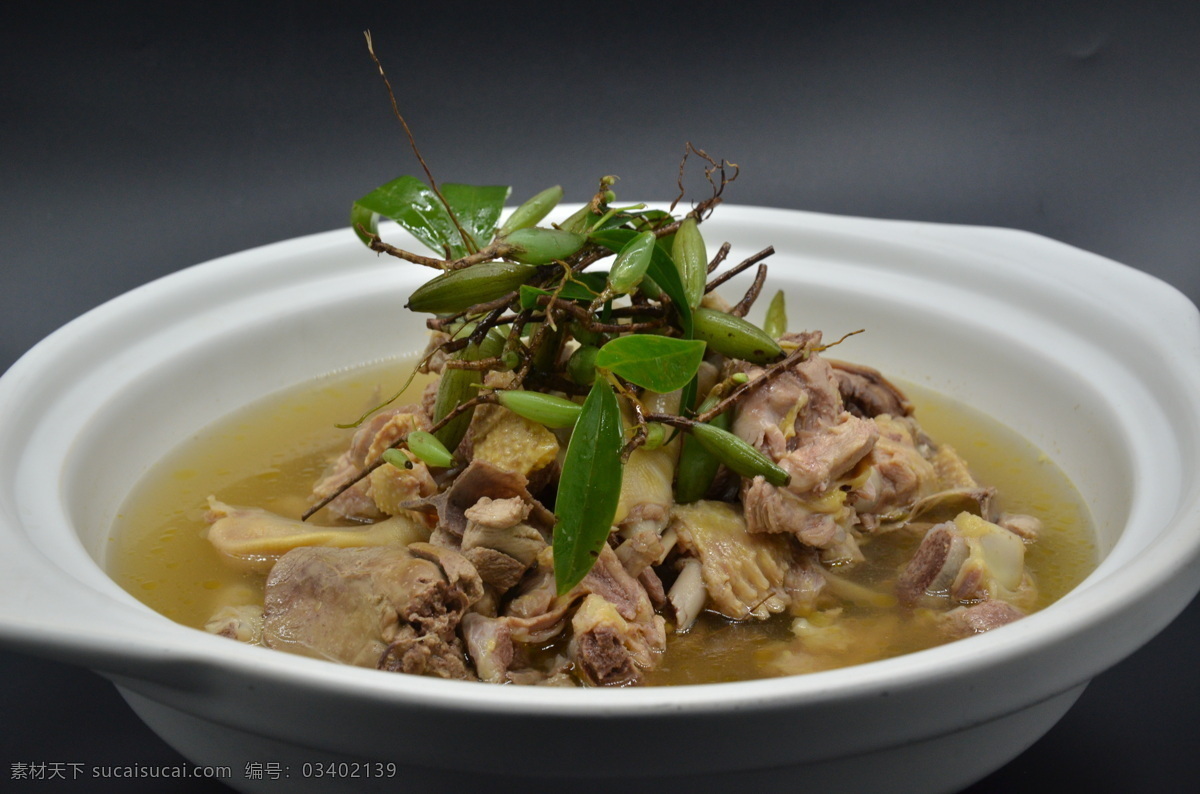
<box><xmin>107</xmin><ymin>360</ymin><xmax>1096</xmax><ymax>684</ymax></box>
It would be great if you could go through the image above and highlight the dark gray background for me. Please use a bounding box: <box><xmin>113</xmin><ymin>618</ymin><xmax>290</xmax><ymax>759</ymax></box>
<box><xmin>2</xmin><ymin>1</ymin><xmax>1198</xmax><ymax>791</ymax></box>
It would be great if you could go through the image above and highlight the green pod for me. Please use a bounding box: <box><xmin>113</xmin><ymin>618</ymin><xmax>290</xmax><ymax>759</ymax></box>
<box><xmin>432</xmin><ymin>363</ymin><xmax>479</xmax><ymax>453</ymax></box>
<box><xmin>693</xmin><ymin>307</ymin><xmax>784</xmax><ymax>364</ymax></box>
<box><xmin>432</xmin><ymin>332</ymin><xmax>503</xmax><ymax>452</ymax></box>
<box><xmin>407</xmin><ymin>261</ymin><xmax>537</xmax><ymax>314</ymax></box>
<box><xmin>531</xmin><ymin>322</ymin><xmax>564</xmax><ymax>374</ymax></box>
<box><xmin>643</xmin><ymin>426</ymin><xmax>672</xmax><ymax>450</ymax></box>
<box><xmin>404</xmin><ymin>430</ymin><xmax>455</xmax><ymax>469</ymax></box>
<box><xmin>559</xmin><ymin>191</ymin><xmax>618</xmax><ymax>233</ymax></box>
<box><xmin>674</xmin><ymin>408</ymin><xmax>731</xmax><ymax>503</ymax></box>
<box><xmin>500</xmin><ymin>349</ymin><xmax>521</xmax><ymax>371</ymax></box>
<box><xmin>567</xmin><ymin>344</ymin><xmax>599</xmax><ymax>385</ymax></box>
<box><xmin>479</xmin><ymin>328</ymin><xmax>507</xmax><ymax>359</ymax></box>
<box><xmin>496</xmin><ymin>185</ymin><xmax>563</xmax><ymax>238</ymax></box>
<box><xmin>559</xmin><ymin>204</ymin><xmax>600</xmax><ymax>234</ymax></box>
<box><xmin>496</xmin><ymin>389</ymin><xmax>582</xmax><ymax>428</ymax></box>
<box><xmin>763</xmin><ymin>289</ymin><xmax>787</xmax><ymax>339</ymax></box>
<box><xmin>671</xmin><ymin>217</ymin><xmax>707</xmax><ymax>310</ymax></box>
<box><xmin>482</xmin><ymin>325</ymin><xmax>509</xmax><ymax>354</ymax></box>
<box><xmin>607</xmin><ymin>230</ymin><xmax>656</xmax><ymax>294</ymax></box>
<box><xmin>642</xmin><ymin>422</ymin><xmax>667</xmax><ymax>451</ymax></box>
<box><xmin>689</xmin><ymin>422</ymin><xmax>790</xmax><ymax>486</ymax></box>
<box><xmin>568</xmin><ymin>320</ymin><xmax>605</xmax><ymax>349</ymax></box>
<box><xmin>502</xmin><ymin>227</ymin><xmax>586</xmax><ymax>265</ymax></box>
<box><xmin>381</xmin><ymin>448</ymin><xmax>413</xmax><ymax>469</ymax></box>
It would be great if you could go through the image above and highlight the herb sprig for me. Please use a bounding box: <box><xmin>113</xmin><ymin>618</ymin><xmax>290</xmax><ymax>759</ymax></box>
<box><xmin>306</xmin><ymin>34</ymin><xmax>795</xmax><ymax>594</ymax></box>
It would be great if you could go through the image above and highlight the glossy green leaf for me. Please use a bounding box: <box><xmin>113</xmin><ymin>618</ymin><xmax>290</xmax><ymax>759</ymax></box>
<box><xmin>628</xmin><ymin>209</ymin><xmax>676</xmax><ymax>230</ymax></box>
<box><xmin>679</xmin><ymin>375</ymin><xmax>699</xmax><ymax>421</ymax></box>
<box><xmin>442</xmin><ymin>182</ymin><xmax>512</xmax><ymax>255</ymax></box>
<box><xmin>349</xmin><ymin>200</ymin><xmax>381</xmax><ymax>247</ymax></box>
<box><xmin>351</xmin><ymin>175</ymin><xmax>509</xmax><ymax>258</ymax></box>
<box><xmin>594</xmin><ymin>335</ymin><xmax>706</xmax><ymax>393</ymax></box>
<box><xmin>351</xmin><ymin>175</ymin><xmax>456</xmax><ymax>255</ymax></box>
<box><xmin>591</xmin><ymin>212</ymin><xmax>638</xmax><ymax>232</ymax></box>
<box><xmin>640</xmin><ymin>243</ymin><xmax>692</xmax><ymax>333</ymax></box>
<box><xmin>553</xmin><ymin>378</ymin><xmax>624</xmax><ymax>594</ymax></box>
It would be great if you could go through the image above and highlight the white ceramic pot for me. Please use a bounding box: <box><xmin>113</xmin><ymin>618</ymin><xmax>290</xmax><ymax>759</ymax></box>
<box><xmin>1</xmin><ymin>207</ymin><xmax>1198</xmax><ymax>793</ymax></box>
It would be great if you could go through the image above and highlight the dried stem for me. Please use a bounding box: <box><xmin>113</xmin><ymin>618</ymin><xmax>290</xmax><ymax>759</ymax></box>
<box><xmin>620</xmin><ymin>397</ymin><xmax>650</xmax><ymax>462</ymax></box>
<box><xmin>446</xmin><ymin>243</ymin><xmax>515</xmax><ymax>271</ymax></box>
<box><xmin>693</xmin><ymin>342</ymin><xmax>811</xmax><ymax>425</ymax></box>
<box><xmin>643</xmin><ymin>412</ymin><xmax>698</xmax><ymax>431</ymax></box>
<box><xmin>707</xmin><ymin>241</ymin><xmax>732</xmax><ymax>273</ymax></box>
<box><xmin>515</xmin><ymin>317</ymin><xmax>554</xmax><ymax>383</ymax></box>
<box><xmin>364</xmin><ymin>31</ymin><xmax>477</xmax><ymax>255</ymax></box>
<box><xmin>535</xmin><ymin>294</ymin><xmax>669</xmax><ymax>334</ymax></box>
<box><xmin>468</xmin><ymin>305</ymin><xmax>509</xmax><ymax>346</ymax></box>
<box><xmin>730</xmin><ymin>263</ymin><xmax>768</xmax><ymax>318</ymax></box>
<box><xmin>671</xmin><ymin>142</ymin><xmax>739</xmax><ymax>217</ymax></box>
<box><xmin>818</xmin><ymin>328</ymin><xmax>866</xmax><ymax>351</ymax></box>
<box><xmin>364</xmin><ymin>230</ymin><xmax>447</xmax><ymax>269</ymax></box>
<box><xmin>589</xmin><ymin>176</ymin><xmax>617</xmax><ymax>214</ymax></box>
<box><xmin>442</xmin><ymin>356</ymin><xmax>506</xmax><ymax>371</ymax></box>
<box><xmin>705</xmin><ymin>246</ymin><xmax>775</xmax><ymax>293</ymax></box>
<box><xmin>522</xmin><ymin>371</ymin><xmax>590</xmax><ymax>396</ymax></box>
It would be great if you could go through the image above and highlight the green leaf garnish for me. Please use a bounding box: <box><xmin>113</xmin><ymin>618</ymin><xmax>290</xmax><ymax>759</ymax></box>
<box><xmin>441</xmin><ymin>182</ymin><xmax>512</xmax><ymax>255</ymax></box>
<box><xmin>594</xmin><ymin>335</ymin><xmax>706</xmax><ymax>394</ymax></box>
<box><xmin>351</xmin><ymin>175</ymin><xmax>509</xmax><ymax>258</ymax></box>
<box><xmin>552</xmin><ymin>377</ymin><xmax>624</xmax><ymax>595</ymax></box>
<box><xmin>590</xmin><ymin>228</ymin><xmax>693</xmax><ymax>338</ymax></box>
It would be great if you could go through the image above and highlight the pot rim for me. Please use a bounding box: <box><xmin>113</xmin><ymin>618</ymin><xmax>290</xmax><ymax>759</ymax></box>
<box><xmin>2</xmin><ymin>205</ymin><xmax>1198</xmax><ymax>721</ymax></box>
